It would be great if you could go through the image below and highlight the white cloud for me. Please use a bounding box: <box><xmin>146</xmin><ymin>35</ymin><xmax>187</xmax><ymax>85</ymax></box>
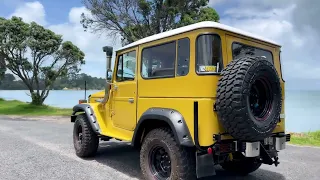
<box><xmin>217</xmin><ymin>0</ymin><xmax>320</xmax><ymax>89</ymax></box>
<box><xmin>6</xmin><ymin>1</ymin><xmax>122</xmax><ymax>78</ymax></box>
<box><xmin>48</xmin><ymin>6</ymin><xmax>122</xmax><ymax>77</ymax></box>
<box><xmin>8</xmin><ymin>1</ymin><xmax>46</xmax><ymax>25</ymax></box>
<box><xmin>6</xmin><ymin>0</ymin><xmax>320</xmax><ymax>89</ymax></box>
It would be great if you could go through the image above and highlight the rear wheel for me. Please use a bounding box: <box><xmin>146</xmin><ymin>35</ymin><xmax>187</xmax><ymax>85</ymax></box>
<box><xmin>140</xmin><ymin>128</ymin><xmax>196</xmax><ymax>180</ymax></box>
<box><xmin>221</xmin><ymin>152</ymin><xmax>262</xmax><ymax>175</ymax></box>
<box><xmin>73</xmin><ymin>114</ymin><xmax>99</xmax><ymax>157</ymax></box>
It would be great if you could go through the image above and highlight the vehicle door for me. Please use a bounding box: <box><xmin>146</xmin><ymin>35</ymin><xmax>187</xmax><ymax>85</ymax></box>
<box><xmin>111</xmin><ymin>48</ymin><xmax>138</xmax><ymax>131</ymax></box>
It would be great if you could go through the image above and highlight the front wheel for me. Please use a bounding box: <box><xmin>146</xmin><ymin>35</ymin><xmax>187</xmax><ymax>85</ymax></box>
<box><xmin>73</xmin><ymin>114</ymin><xmax>99</xmax><ymax>157</ymax></box>
<box><xmin>140</xmin><ymin>128</ymin><xmax>196</xmax><ymax>180</ymax></box>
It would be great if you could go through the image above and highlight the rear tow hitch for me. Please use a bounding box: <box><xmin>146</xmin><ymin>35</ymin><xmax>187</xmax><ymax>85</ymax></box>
<box><xmin>259</xmin><ymin>143</ymin><xmax>280</xmax><ymax>167</ymax></box>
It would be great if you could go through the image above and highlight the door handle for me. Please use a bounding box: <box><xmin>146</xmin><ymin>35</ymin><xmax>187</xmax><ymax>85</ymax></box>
<box><xmin>113</xmin><ymin>84</ymin><xmax>118</xmax><ymax>91</ymax></box>
<box><xmin>128</xmin><ymin>98</ymin><xmax>134</xmax><ymax>103</ymax></box>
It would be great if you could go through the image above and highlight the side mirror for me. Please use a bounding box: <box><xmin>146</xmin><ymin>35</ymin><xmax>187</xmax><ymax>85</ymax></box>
<box><xmin>103</xmin><ymin>45</ymin><xmax>113</xmax><ymax>81</ymax></box>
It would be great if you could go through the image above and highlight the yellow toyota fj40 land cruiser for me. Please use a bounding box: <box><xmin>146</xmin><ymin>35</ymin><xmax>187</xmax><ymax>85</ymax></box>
<box><xmin>71</xmin><ymin>21</ymin><xmax>290</xmax><ymax>180</ymax></box>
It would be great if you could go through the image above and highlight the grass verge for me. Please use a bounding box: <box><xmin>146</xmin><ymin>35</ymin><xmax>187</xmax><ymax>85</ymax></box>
<box><xmin>289</xmin><ymin>131</ymin><xmax>320</xmax><ymax>147</ymax></box>
<box><xmin>0</xmin><ymin>98</ymin><xmax>72</xmax><ymax>116</ymax></box>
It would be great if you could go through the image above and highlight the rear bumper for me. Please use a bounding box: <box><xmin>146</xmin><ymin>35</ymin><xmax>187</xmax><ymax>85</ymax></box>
<box><xmin>211</xmin><ymin>133</ymin><xmax>290</xmax><ymax>157</ymax></box>
<box><xmin>245</xmin><ymin>133</ymin><xmax>290</xmax><ymax>157</ymax></box>
<box><xmin>196</xmin><ymin>133</ymin><xmax>290</xmax><ymax>178</ymax></box>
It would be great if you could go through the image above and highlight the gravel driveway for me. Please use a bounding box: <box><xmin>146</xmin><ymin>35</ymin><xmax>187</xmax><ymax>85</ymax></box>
<box><xmin>0</xmin><ymin>115</ymin><xmax>319</xmax><ymax>180</ymax></box>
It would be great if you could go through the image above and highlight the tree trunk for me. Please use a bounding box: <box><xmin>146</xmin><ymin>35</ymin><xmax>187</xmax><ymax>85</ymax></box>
<box><xmin>31</xmin><ymin>92</ymin><xmax>44</xmax><ymax>106</ymax></box>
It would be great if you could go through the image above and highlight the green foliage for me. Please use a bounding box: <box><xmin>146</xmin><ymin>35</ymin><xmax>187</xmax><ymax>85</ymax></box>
<box><xmin>290</xmin><ymin>131</ymin><xmax>320</xmax><ymax>147</ymax></box>
<box><xmin>0</xmin><ymin>61</ymin><xmax>4</xmax><ymax>81</ymax></box>
<box><xmin>53</xmin><ymin>73</ymin><xmax>105</xmax><ymax>90</ymax></box>
<box><xmin>31</xmin><ymin>92</ymin><xmax>42</xmax><ymax>105</ymax></box>
<box><xmin>0</xmin><ymin>16</ymin><xmax>85</xmax><ymax>105</ymax></box>
<box><xmin>0</xmin><ymin>99</ymin><xmax>72</xmax><ymax>116</ymax></box>
<box><xmin>81</xmin><ymin>0</ymin><xmax>220</xmax><ymax>45</ymax></box>
<box><xmin>177</xmin><ymin>7</ymin><xmax>220</xmax><ymax>27</ymax></box>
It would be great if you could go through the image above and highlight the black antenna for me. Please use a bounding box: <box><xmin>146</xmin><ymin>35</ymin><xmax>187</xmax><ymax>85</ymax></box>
<box><xmin>84</xmin><ymin>80</ymin><xmax>87</xmax><ymax>100</ymax></box>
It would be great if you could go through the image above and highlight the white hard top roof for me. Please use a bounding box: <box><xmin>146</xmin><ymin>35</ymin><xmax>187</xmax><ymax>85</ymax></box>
<box><xmin>116</xmin><ymin>21</ymin><xmax>281</xmax><ymax>52</ymax></box>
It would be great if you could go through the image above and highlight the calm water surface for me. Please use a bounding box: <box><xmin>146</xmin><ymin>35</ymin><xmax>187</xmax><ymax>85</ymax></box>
<box><xmin>0</xmin><ymin>90</ymin><xmax>319</xmax><ymax>133</ymax></box>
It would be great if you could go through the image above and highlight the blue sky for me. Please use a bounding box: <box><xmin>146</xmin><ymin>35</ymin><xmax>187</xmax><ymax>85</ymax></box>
<box><xmin>1</xmin><ymin>0</ymin><xmax>320</xmax><ymax>90</ymax></box>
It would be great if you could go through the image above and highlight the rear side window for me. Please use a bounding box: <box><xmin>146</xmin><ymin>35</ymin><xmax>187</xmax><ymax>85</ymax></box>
<box><xmin>141</xmin><ymin>41</ymin><xmax>176</xmax><ymax>79</ymax></box>
<box><xmin>232</xmin><ymin>42</ymin><xmax>274</xmax><ymax>64</ymax></box>
<box><xmin>196</xmin><ymin>34</ymin><xmax>223</xmax><ymax>74</ymax></box>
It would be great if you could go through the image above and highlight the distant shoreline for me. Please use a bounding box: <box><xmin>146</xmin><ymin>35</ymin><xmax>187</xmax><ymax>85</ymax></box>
<box><xmin>0</xmin><ymin>89</ymin><xmax>103</xmax><ymax>91</ymax></box>
<box><xmin>1</xmin><ymin>89</ymin><xmax>320</xmax><ymax>91</ymax></box>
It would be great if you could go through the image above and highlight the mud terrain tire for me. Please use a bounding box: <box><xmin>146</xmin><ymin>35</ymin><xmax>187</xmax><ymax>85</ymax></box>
<box><xmin>73</xmin><ymin>114</ymin><xmax>99</xmax><ymax>157</ymax></box>
<box><xmin>140</xmin><ymin>128</ymin><xmax>196</xmax><ymax>180</ymax></box>
<box><xmin>216</xmin><ymin>56</ymin><xmax>282</xmax><ymax>141</ymax></box>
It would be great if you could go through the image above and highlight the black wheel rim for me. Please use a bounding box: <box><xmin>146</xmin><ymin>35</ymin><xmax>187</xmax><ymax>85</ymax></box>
<box><xmin>76</xmin><ymin>124</ymin><xmax>83</xmax><ymax>145</ymax></box>
<box><xmin>149</xmin><ymin>145</ymin><xmax>171</xmax><ymax>179</ymax></box>
<box><xmin>249</xmin><ymin>76</ymin><xmax>273</xmax><ymax>121</ymax></box>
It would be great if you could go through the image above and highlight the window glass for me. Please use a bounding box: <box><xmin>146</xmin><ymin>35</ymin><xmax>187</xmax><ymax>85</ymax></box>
<box><xmin>232</xmin><ymin>43</ymin><xmax>273</xmax><ymax>64</ymax></box>
<box><xmin>116</xmin><ymin>50</ymin><xmax>136</xmax><ymax>81</ymax></box>
<box><xmin>141</xmin><ymin>41</ymin><xmax>176</xmax><ymax>78</ymax></box>
<box><xmin>196</xmin><ymin>34</ymin><xmax>223</xmax><ymax>74</ymax></box>
<box><xmin>177</xmin><ymin>38</ymin><xmax>190</xmax><ymax>76</ymax></box>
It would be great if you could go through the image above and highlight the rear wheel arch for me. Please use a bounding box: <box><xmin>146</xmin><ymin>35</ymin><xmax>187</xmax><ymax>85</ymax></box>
<box><xmin>132</xmin><ymin>108</ymin><xmax>194</xmax><ymax>148</ymax></box>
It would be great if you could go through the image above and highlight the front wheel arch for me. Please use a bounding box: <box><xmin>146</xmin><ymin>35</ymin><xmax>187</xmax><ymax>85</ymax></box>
<box><xmin>71</xmin><ymin>104</ymin><xmax>101</xmax><ymax>134</ymax></box>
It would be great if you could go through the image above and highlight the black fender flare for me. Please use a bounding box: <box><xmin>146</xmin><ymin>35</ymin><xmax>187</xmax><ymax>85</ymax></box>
<box><xmin>132</xmin><ymin>108</ymin><xmax>194</xmax><ymax>147</ymax></box>
<box><xmin>71</xmin><ymin>104</ymin><xmax>101</xmax><ymax>134</ymax></box>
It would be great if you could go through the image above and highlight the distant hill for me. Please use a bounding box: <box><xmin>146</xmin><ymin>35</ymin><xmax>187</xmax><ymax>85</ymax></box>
<box><xmin>0</xmin><ymin>73</ymin><xmax>106</xmax><ymax>90</ymax></box>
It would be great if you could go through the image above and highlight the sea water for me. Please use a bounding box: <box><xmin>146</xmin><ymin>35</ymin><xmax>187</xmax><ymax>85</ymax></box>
<box><xmin>0</xmin><ymin>90</ymin><xmax>319</xmax><ymax>133</ymax></box>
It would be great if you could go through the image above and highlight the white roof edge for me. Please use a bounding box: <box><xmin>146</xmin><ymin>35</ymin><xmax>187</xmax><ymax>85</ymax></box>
<box><xmin>116</xmin><ymin>21</ymin><xmax>281</xmax><ymax>52</ymax></box>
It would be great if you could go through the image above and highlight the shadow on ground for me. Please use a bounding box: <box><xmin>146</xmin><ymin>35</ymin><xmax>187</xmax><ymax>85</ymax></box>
<box><xmin>85</xmin><ymin>141</ymin><xmax>286</xmax><ymax>180</ymax></box>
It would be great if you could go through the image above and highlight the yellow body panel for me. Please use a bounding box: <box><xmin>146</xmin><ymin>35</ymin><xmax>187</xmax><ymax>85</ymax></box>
<box><xmin>85</xmin><ymin>27</ymin><xmax>285</xmax><ymax>147</ymax></box>
<box><xmin>88</xmin><ymin>90</ymin><xmax>104</xmax><ymax>103</ymax></box>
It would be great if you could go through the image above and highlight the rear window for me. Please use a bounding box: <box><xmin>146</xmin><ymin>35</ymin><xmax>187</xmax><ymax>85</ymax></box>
<box><xmin>232</xmin><ymin>42</ymin><xmax>274</xmax><ymax>64</ymax></box>
<box><xmin>196</xmin><ymin>34</ymin><xmax>223</xmax><ymax>74</ymax></box>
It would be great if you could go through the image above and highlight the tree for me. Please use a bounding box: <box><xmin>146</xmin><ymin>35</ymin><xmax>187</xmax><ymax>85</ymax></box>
<box><xmin>0</xmin><ymin>57</ymin><xmax>4</xmax><ymax>81</ymax></box>
<box><xmin>80</xmin><ymin>0</ymin><xmax>220</xmax><ymax>45</ymax></box>
<box><xmin>0</xmin><ymin>30</ymin><xmax>4</xmax><ymax>81</ymax></box>
<box><xmin>0</xmin><ymin>16</ymin><xmax>85</xmax><ymax>105</ymax></box>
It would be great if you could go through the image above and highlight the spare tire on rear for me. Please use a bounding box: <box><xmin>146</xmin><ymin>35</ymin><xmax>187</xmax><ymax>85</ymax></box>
<box><xmin>215</xmin><ymin>56</ymin><xmax>282</xmax><ymax>142</ymax></box>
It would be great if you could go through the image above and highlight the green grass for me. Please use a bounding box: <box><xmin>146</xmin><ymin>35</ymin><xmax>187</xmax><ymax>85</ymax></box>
<box><xmin>0</xmin><ymin>98</ymin><xmax>72</xmax><ymax>116</ymax></box>
<box><xmin>289</xmin><ymin>131</ymin><xmax>320</xmax><ymax>147</ymax></box>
